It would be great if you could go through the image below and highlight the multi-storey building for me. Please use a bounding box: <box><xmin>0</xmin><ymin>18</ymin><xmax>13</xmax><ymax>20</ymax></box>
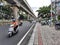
<box><xmin>52</xmin><ymin>0</ymin><xmax>60</xmax><ymax>15</ymax></box>
<box><xmin>51</xmin><ymin>0</ymin><xmax>60</xmax><ymax>20</ymax></box>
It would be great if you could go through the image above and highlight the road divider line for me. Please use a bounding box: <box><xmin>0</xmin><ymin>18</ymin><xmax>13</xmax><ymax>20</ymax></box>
<box><xmin>17</xmin><ymin>24</ymin><xmax>35</xmax><ymax>45</ymax></box>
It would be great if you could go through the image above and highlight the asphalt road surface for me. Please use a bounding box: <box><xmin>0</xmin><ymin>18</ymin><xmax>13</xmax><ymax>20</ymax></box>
<box><xmin>0</xmin><ymin>21</ymin><xmax>33</xmax><ymax>45</ymax></box>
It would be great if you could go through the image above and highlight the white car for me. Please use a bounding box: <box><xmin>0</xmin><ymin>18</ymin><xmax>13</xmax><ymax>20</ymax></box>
<box><xmin>41</xmin><ymin>20</ymin><xmax>47</xmax><ymax>25</ymax></box>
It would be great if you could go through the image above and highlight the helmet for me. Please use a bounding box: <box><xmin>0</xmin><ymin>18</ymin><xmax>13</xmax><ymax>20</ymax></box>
<box><xmin>12</xmin><ymin>19</ymin><xmax>16</xmax><ymax>22</ymax></box>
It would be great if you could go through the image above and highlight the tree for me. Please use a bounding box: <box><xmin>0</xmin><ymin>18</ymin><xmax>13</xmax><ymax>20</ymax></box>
<box><xmin>37</xmin><ymin>5</ymin><xmax>51</xmax><ymax>18</ymax></box>
<box><xmin>0</xmin><ymin>5</ymin><xmax>12</xmax><ymax>19</ymax></box>
<box><xmin>2</xmin><ymin>5</ymin><xmax>12</xmax><ymax>15</ymax></box>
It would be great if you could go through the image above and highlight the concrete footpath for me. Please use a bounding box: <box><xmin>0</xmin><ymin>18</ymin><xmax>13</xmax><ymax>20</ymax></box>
<box><xmin>28</xmin><ymin>22</ymin><xmax>60</xmax><ymax>45</ymax></box>
<box><xmin>28</xmin><ymin>22</ymin><xmax>43</xmax><ymax>45</ymax></box>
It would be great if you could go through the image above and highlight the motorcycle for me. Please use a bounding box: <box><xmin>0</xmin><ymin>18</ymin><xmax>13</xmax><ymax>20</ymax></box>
<box><xmin>8</xmin><ymin>24</ymin><xmax>19</xmax><ymax>37</ymax></box>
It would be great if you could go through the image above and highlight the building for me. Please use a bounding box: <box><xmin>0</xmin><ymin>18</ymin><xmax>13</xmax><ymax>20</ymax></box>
<box><xmin>52</xmin><ymin>0</ymin><xmax>60</xmax><ymax>16</ymax></box>
<box><xmin>52</xmin><ymin>0</ymin><xmax>60</xmax><ymax>20</ymax></box>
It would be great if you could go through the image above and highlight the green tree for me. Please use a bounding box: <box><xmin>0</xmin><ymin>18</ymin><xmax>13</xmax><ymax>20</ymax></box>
<box><xmin>0</xmin><ymin>5</ymin><xmax>12</xmax><ymax>19</ymax></box>
<box><xmin>2</xmin><ymin>5</ymin><xmax>12</xmax><ymax>15</ymax></box>
<box><xmin>37</xmin><ymin>5</ymin><xmax>51</xmax><ymax>18</ymax></box>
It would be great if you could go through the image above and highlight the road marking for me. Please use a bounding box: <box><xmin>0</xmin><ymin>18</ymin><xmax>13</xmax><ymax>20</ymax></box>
<box><xmin>17</xmin><ymin>24</ymin><xmax>34</xmax><ymax>45</ymax></box>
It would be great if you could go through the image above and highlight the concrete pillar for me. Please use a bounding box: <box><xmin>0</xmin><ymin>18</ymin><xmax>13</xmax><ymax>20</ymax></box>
<box><xmin>10</xmin><ymin>6</ymin><xmax>20</xmax><ymax>25</ymax></box>
<box><xmin>30</xmin><ymin>17</ymin><xmax>34</xmax><ymax>20</ymax></box>
<box><xmin>27</xmin><ymin>14</ymin><xmax>30</xmax><ymax>20</ymax></box>
<box><xmin>11</xmin><ymin>6</ymin><xmax>19</xmax><ymax>21</ymax></box>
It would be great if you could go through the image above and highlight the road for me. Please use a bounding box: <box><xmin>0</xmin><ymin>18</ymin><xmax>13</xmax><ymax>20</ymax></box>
<box><xmin>0</xmin><ymin>21</ymin><xmax>33</xmax><ymax>45</ymax></box>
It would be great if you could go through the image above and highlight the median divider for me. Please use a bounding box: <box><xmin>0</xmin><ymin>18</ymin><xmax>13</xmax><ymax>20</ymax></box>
<box><xmin>0</xmin><ymin>20</ymin><xmax>11</xmax><ymax>25</ymax></box>
<box><xmin>17</xmin><ymin>23</ymin><xmax>36</xmax><ymax>45</ymax></box>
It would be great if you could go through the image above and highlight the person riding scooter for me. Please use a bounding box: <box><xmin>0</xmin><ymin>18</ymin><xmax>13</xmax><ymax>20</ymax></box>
<box><xmin>11</xmin><ymin>19</ymin><xmax>18</xmax><ymax>32</ymax></box>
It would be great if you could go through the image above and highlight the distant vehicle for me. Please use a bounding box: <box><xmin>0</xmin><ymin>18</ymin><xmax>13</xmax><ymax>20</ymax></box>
<box><xmin>41</xmin><ymin>20</ymin><xmax>47</xmax><ymax>25</ymax></box>
<box><xmin>55</xmin><ymin>21</ymin><xmax>60</xmax><ymax>30</ymax></box>
<box><xmin>48</xmin><ymin>20</ymin><xmax>51</xmax><ymax>26</ymax></box>
<box><xmin>32</xmin><ymin>20</ymin><xmax>36</xmax><ymax>23</ymax></box>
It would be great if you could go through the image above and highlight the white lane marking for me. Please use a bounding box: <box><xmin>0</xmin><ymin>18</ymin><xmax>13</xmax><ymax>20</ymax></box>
<box><xmin>17</xmin><ymin>24</ymin><xmax>34</xmax><ymax>45</ymax></box>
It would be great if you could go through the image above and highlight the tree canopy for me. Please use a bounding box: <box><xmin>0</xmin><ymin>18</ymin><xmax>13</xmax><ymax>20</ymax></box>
<box><xmin>36</xmin><ymin>5</ymin><xmax>51</xmax><ymax>18</ymax></box>
<box><xmin>0</xmin><ymin>5</ymin><xmax>12</xmax><ymax>19</ymax></box>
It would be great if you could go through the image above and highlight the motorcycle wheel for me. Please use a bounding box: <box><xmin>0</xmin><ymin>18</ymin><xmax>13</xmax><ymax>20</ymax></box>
<box><xmin>8</xmin><ymin>32</ymin><xmax>13</xmax><ymax>37</ymax></box>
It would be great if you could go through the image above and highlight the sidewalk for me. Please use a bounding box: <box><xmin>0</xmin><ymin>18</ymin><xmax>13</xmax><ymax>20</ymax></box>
<box><xmin>28</xmin><ymin>22</ymin><xmax>43</xmax><ymax>45</ymax></box>
<box><xmin>28</xmin><ymin>22</ymin><xmax>60</xmax><ymax>45</ymax></box>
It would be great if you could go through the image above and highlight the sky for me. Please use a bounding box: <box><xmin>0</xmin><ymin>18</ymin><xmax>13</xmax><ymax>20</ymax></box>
<box><xmin>27</xmin><ymin>0</ymin><xmax>51</xmax><ymax>17</ymax></box>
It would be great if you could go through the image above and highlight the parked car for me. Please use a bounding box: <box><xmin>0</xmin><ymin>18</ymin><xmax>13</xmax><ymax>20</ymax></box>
<box><xmin>32</xmin><ymin>20</ymin><xmax>36</xmax><ymax>23</ymax></box>
<box><xmin>55</xmin><ymin>21</ymin><xmax>60</xmax><ymax>30</ymax></box>
<box><xmin>41</xmin><ymin>20</ymin><xmax>47</xmax><ymax>25</ymax></box>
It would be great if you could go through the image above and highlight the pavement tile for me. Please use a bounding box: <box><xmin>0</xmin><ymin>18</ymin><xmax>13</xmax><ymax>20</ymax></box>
<box><xmin>28</xmin><ymin>22</ymin><xmax>60</xmax><ymax>45</ymax></box>
<box><xmin>40</xmin><ymin>24</ymin><xmax>60</xmax><ymax>45</ymax></box>
<box><xmin>34</xmin><ymin>23</ymin><xmax>43</xmax><ymax>45</ymax></box>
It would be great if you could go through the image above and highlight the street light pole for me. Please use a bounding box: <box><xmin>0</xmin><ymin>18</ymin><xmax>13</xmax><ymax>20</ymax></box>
<box><xmin>55</xmin><ymin>0</ymin><xmax>58</xmax><ymax>21</ymax></box>
<box><xmin>51</xmin><ymin>0</ymin><xmax>53</xmax><ymax>21</ymax></box>
<box><xmin>50</xmin><ymin>0</ymin><xmax>53</xmax><ymax>26</ymax></box>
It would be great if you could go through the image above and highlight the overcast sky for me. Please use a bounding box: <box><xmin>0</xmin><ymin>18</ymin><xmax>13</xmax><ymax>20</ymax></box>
<box><xmin>27</xmin><ymin>0</ymin><xmax>51</xmax><ymax>17</ymax></box>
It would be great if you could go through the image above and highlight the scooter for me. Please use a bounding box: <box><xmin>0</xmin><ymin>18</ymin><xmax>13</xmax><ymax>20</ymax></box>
<box><xmin>8</xmin><ymin>24</ymin><xmax>19</xmax><ymax>37</ymax></box>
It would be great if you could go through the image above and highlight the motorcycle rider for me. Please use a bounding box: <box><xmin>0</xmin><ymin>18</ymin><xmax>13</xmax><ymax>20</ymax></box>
<box><xmin>11</xmin><ymin>19</ymin><xmax>18</xmax><ymax>32</ymax></box>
